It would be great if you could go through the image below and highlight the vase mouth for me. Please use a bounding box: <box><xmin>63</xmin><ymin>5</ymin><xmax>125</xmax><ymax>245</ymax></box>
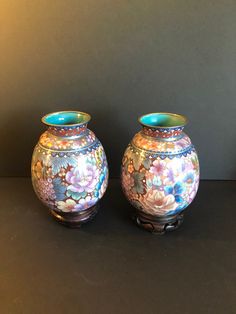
<box><xmin>138</xmin><ymin>112</ymin><xmax>188</xmax><ymax>129</ymax></box>
<box><xmin>41</xmin><ymin>111</ymin><xmax>91</xmax><ymax>127</ymax></box>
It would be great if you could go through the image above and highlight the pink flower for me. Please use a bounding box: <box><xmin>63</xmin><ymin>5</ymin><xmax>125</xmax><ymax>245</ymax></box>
<box><xmin>142</xmin><ymin>189</ymin><xmax>176</xmax><ymax>215</ymax></box>
<box><xmin>150</xmin><ymin>160</ymin><xmax>165</xmax><ymax>176</ymax></box>
<box><xmin>66</xmin><ymin>164</ymin><xmax>99</xmax><ymax>193</ymax></box>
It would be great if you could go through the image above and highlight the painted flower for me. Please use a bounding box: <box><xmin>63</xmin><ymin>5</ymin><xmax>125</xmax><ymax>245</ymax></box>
<box><xmin>150</xmin><ymin>160</ymin><xmax>165</xmax><ymax>176</ymax></box>
<box><xmin>182</xmin><ymin>160</ymin><xmax>194</xmax><ymax>173</ymax></box>
<box><xmin>57</xmin><ymin>199</ymin><xmax>77</xmax><ymax>212</ymax></box>
<box><xmin>146</xmin><ymin>172</ymin><xmax>162</xmax><ymax>189</ymax></box>
<box><xmin>74</xmin><ymin>196</ymin><xmax>97</xmax><ymax>211</ymax></box>
<box><xmin>164</xmin><ymin>182</ymin><xmax>185</xmax><ymax>203</ymax></box>
<box><xmin>66</xmin><ymin>164</ymin><xmax>99</xmax><ymax>193</ymax></box>
<box><xmin>132</xmin><ymin>171</ymin><xmax>145</xmax><ymax>194</ymax></box>
<box><xmin>163</xmin><ymin>166</ymin><xmax>175</xmax><ymax>184</ymax></box>
<box><xmin>184</xmin><ymin>172</ymin><xmax>195</xmax><ymax>184</ymax></box>
<box><xmin>33</xmin><ymin>161</ymin><xmax>43</xmax><ymax>179</ymax></box>
<box><xmin>40</xmin><ymin>134</ymin><xmax>52</xmax><ymax>147</ymax></box>
<box><xmin>143</xmin><ymin>190</ymin><xmax>176</xmax><ymax>215</ymax></box>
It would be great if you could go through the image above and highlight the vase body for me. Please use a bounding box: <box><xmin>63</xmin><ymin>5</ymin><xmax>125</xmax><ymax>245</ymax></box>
<box><xmin>31</xmin><ymin>111</ymin><xmax>109</xmax><ymax>227</ymax></box>
<box><xmin>121</xmin><ymin>113</ymin><xmax>199</xmax><ymax>234</ymax></box>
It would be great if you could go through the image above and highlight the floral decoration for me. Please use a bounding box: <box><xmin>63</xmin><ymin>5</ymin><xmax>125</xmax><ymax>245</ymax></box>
<box><xmin>32</xmin><ymin>139</ymin><xmax>108</xmax><ymax>213</ymax></box>
<box><xmin>121</xmin><ymin>138</ymin><xmax>199</xmax><ymax>216</ymax></box>
<box><xmin>56</xmin><ymin>199</ymin><xmax>77</xmax><ymax>212</ymax></box>
<box><xmin>66</xmin><ymin>164</ymin><xmax>99</xmax><ymax>193</ymax></box>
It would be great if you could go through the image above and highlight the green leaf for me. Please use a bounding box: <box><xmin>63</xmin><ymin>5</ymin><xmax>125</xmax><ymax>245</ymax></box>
<box><xmin>142</xmin><ymin>158</ymin><xmax>151</xmax><ymax>170</ymax></box>
<box><xmin>66</xmin><ymin>190</ymin><xmax>86</xmax><ymax>200</ymax></box>
<box><xmin>133</xmin><ymin>154</ymin><xmax>141</xmax><ymax>171</ymax></box>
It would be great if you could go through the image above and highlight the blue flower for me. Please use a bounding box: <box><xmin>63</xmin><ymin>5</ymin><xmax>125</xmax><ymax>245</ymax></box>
<box><xmin>164</xmin><ymin>186</ymin><xmax>174</xmax><ymax>195</ymax></box>
<box><xmin>174</xmin><ymin>182</ymin><xmax>185</xmax><ymax>195</ymax></box>
<box><xmin>164</xmin><ymin>182</ymin><xmax>185</xmax><ymax>203</ymax></box>
<box><xmin>184</xmin><ymin>172</ymin><xmax>194</xmax><ymax>184</ymax></box>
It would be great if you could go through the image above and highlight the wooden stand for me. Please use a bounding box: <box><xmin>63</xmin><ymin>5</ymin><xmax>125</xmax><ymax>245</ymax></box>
<box><xmin>50</xmin><ymin>205</ymin><xmax>98</xmax><ymax>228</ymax></box>
<box><xmin>134</xmin><ymin>210</ymin><xmax>184</xmax><ymax>235</ymax></box>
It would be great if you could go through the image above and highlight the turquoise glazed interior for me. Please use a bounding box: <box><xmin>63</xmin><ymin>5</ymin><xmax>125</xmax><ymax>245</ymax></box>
<box><xmin>42</xmin><ymin>111</ymin><xmax>91</xmax><ymax>126</ymax></box>
<box><xmin>139</xmin><ymin>113</ymin><xmax>187</xmax><ymax>128</ymax></box>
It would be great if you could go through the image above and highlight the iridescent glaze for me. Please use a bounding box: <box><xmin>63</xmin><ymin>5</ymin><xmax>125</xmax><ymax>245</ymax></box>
<box><xmin>121</xmin><ymin>113</ymin><xmax>199</xmax><ymax>233</ymax></box>
<box><xmin>31</xmin><ymin>111</ymin><xmax>108</xmax><ymax>226</ymax></box>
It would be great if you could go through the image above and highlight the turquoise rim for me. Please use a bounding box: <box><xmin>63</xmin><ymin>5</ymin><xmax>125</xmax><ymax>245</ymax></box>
<box><xmin>42</xmin><ymin>111</ymin><xmax>91</xmax><ymax>127</ymax></box>
<box><xmin>139</xmin><ymin>112</ymin><xmax>188</xmax><ymax>128</ymax></box>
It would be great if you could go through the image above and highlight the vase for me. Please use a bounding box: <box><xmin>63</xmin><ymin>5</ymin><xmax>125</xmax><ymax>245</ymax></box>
<box><xmin>121</xmin><ymin>112</ymin><xmax>199</xmax><ymax>234</ymax></box>
<box><xmin>31</xmin><ymin>111</ymin><xmax>109</xmax><ymax>227</ymax></box>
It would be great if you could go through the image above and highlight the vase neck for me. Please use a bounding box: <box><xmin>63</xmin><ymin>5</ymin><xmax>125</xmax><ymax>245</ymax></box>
<box><xmin>47</xmin><ymin>123</ymin><xmax>88</xmax><ymax>137</ymax></box>
<box><xmin>139</xmin><ymin>112</ymin><xmax>187</xmax><ymax>140</ymax></box>
<box><xmin>42</xmin><ymin>111</ymin><xmax>91</xmax><ymax>137</ymax></box>
<box><xmin>141</xmin><ymin>126</ymin><xmax>184</xmax><ymax>139</ymax></box>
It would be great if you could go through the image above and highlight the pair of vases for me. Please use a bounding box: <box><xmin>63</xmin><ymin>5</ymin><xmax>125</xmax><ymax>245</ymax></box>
<box><xmin>32</xmin><ymin>111</ymin><xmax>199</xmax><ymax>234</ymax></box>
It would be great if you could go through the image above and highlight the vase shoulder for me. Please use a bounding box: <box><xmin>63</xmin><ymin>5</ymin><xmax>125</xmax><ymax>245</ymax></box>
<box><xmin>132</xmin><ymin>131</ymin><xmax>193</xmax><ymax>155</ymax></box>
<box><xmin>38</xmin><ymin>129</ymin><xmax>97</xmax><ymax>152</ymax></box>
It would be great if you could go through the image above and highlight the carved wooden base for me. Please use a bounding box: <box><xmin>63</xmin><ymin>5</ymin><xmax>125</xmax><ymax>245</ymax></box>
<box><xmin>134</xmin><ymin>210</ymin><xmax>184</xmax><ymax>235</ymax></box>
<box><xmin>50</xmin><ymin>204</ymin><xmax>98</xmax><ymax>228</ymax></box>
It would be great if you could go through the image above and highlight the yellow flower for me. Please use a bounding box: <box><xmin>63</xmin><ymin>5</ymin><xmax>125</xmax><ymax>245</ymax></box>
<box><xmin>33</xmin><ymin>161</ymin><xmax>43</xmax><ymax>179</ymax></box>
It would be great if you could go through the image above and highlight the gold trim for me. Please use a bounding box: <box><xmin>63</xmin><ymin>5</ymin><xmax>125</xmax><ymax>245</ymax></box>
<box><xmin>138</xmin><ymin>112</ymin><xmax>188</xmax><ymax>129</ymax></box>
<box><xmin>37</xmin><ymin>141</ymin><xmax>98</xmax><ymax>153</ymax></box>
<box><xmin>41</xmin><ymin>110</ymin><xmax>91</xmax><ymax>127</ymax></box>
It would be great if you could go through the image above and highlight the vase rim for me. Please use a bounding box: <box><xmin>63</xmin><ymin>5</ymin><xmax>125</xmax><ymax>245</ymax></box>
<box><xmin>138</xmin><ymin>112</ymin><xmax>188</xmax><ymax>129</ymax></box>
<box><xmin>41</xmin><ymin>110</ymin><xmax>91</xmax><ymax>127</ymax></box>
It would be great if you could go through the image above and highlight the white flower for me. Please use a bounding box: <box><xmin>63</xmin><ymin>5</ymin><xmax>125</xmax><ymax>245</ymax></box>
<box><xmin>56</xmin><ymin>199</ymin><xmax>77</xmax><ymax>212</ymax></box>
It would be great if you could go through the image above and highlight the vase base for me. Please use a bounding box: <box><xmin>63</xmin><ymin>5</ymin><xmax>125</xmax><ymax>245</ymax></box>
<box><xmin>50</xmin><ymin>204</ymin><xmax>98</xmax><ymax>228</ymax></box>
<box><xmin>134</xmin><ymin>211</ymin><xmax>184</xmax><ymax>235</ymax></box>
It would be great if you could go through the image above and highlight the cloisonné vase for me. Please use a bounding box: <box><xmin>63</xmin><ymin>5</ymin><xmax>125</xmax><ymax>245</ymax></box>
<box><xmin>121</xmin><ymin>112</ymin><xmax>199</xmax><ymax>234</ymax></box>
<box><xmin>31</xmin><ymin>111</ymin><xmax>109</xmax><ymax>227</ymax></box>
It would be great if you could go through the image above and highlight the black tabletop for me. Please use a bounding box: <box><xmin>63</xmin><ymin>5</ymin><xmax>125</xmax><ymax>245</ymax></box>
<box><xmin>0</xmin><ymin>178</ymin><xmax>235</xmax><ymax>314</ymax></box>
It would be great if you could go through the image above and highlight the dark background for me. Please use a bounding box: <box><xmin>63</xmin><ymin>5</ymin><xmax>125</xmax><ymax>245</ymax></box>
<box><xmin>1</xmin><ymin>1</ymin><xmax>236</xmax><ymax>179</ymax></box>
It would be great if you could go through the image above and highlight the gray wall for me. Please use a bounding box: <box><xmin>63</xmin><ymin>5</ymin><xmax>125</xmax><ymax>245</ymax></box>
<box><xmin>0</xmin><ymin>1</ymin><xmax>236</xmax><ymax>179</ymax></box>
